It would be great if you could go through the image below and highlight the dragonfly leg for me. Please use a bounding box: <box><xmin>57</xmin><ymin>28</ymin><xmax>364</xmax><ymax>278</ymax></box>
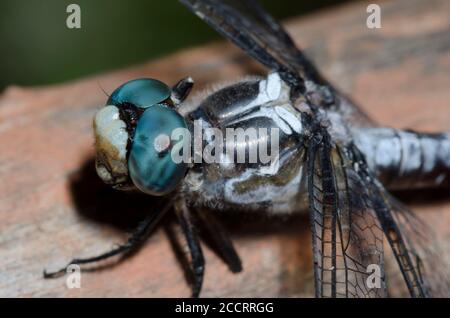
<box><xmin>196</xmin><ymin>209</ymin><xmax>242</xmax><ymax>273</ymax></box>
<box><xmin>175</xmin><ymin>199</ymin><xmax>205</xmax><ymax>298</ymax></box>
<box><xmin>43</xmin><ymin>198</ymin><xmax>174</xmax><ymax>279</ymax></box>
<box><xmin>171</xmin><ymin>77</ymin><xmax>194</xmax><ymax>106</ymax></box>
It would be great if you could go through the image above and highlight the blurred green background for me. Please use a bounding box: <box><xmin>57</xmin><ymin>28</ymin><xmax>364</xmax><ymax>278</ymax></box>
<box><xmin>0</xmin><ymin>0</ymin><xmax>353</xmax><ymax>91</ymax></box>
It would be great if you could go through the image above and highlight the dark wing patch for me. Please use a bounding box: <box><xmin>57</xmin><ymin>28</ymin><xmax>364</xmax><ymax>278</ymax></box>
<box><xmin>307</xmin><ymin>131</ymin><xmax>386</xmax><ymax>297</ymax></box>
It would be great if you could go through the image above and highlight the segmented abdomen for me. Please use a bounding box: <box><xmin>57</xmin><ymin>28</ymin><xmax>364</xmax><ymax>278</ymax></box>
<box><xmin>354</xmin><ymin>127</ymin><xmax>450</xmax><ymax>189</ymax></box>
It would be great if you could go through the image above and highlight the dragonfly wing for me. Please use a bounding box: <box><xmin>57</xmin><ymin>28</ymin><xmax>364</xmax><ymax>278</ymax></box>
<box><xmin>376</xmin><ymin>191</ymin><xmax>450</xmax><ymax>297</ymax></box>
<box><xmin>179</xmin><ymin>0</ymin><xmax>375</xmax><ymax>125</ymax></box>
<box><xmin>180</xmin><ymin>0</ymin><xmax>313</xmax><ymax>94</ymax></box>
<box><xmin>307</xmin><ymin>130</ymin><xmax>386</xmax><ymax>297</ymax></box>
<box><xmin>346</xmin><ymin>144</ymin><xmax>449</xmax><ymax>297</ymax></box>
<box><xmin>307</xmin><ymin>132</ymin><xmax>447</xmax><ymax>298</ymax></box>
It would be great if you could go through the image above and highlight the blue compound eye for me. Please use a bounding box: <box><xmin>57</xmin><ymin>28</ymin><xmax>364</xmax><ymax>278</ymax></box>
<box><xmin>128</xmin><ymin>104</ymin><xmax>188</xmax><ymax>195</ymax></box>
<box><xmin>107</xmin><ymin>78</ymin><xmax>171</xmax><ymax>109</ymax></box>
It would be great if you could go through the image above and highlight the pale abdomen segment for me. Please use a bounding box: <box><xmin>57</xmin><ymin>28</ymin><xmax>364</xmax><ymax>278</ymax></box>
<box><xmin>354</xmin><ymin>127</ymin><xmax>450</xmax><ymax>190</ymax></box>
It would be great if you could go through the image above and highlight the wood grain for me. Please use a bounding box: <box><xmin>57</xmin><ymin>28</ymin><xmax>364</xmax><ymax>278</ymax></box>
<box><xmin>1</xmin><ymin>0</ymin><xmax>449</xmax><ymax>297</ymax></box>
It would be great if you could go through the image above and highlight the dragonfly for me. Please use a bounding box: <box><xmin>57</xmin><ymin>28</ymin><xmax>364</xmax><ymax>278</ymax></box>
<box><xmin>44</xmin><ymin>0</ymin><xmax>450</xmax><ymax>298</ymax></box>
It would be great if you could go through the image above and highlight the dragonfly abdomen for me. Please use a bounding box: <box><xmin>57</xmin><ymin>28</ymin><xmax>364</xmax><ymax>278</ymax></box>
<box><xmin>354</xmin><ymin>127</ymin><xmax>450</xmax><ymax>189</ymax></box>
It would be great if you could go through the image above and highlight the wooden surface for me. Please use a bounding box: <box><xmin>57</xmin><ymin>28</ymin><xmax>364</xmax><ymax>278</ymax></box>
<box><xmin>1</xmin><ymin>0</ymin><xmax>450</xmax><ymax>297</ymax></box>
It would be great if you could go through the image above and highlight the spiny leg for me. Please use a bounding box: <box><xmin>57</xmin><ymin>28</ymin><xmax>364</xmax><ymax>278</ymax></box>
<box><xmin>175</xmin><ymin>199</ymin><xmax>205</xmax><ymax>298</ymax></box>
<box><xmin>43</xmin><ymin>198</ymin><xmax>175</xmax><ymax>278</ymax></box>
<box><xmin>171</xmin><ymin>77</ymin><xmax>194</xmax><ymax>106</ymax></box>
<box><xmin>196</xmin><ymin>209</ymin><xmax>242</xmax><ymax>273</ymax></box>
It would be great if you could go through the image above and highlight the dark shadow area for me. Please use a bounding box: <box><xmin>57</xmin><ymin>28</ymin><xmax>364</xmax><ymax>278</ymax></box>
<box><xmin>393</xmin><ymin>188</ymin><xmax>450</xmax><ymax>207</ymax></box>
<box><xmin>68</xmin><ymin>157</ymin><xmax>168</xmax><ymax>231</ymax></box>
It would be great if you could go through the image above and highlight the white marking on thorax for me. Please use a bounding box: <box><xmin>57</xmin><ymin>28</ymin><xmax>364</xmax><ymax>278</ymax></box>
<box><xmin>225</xmin><ymin>72</ymin><xmax>302</xmax><ymax>135</ymax></box>
<box><xmin>265</xmin><ymin>72</ymin><xmax>283</xmax><ymax>100</ymax></box>
<box><xmin>226</xmin><ymin>103</ymin><xmax>303</xmax><ymax>137</ymax></box>
<box><xmin>227</xmin><ymin>106</ymin><xmax>291</xmax><ymax>134</ymax></box>
<box><xmin>274</xmin><ymin>105</ymin><xmax>302</xmax><ymax>134</ymax></box>
<box><xmin>234</xmin><ymin>72</ymin><xmax>283</xmax><ymax>114</ymax></box>
<box><xmin>223</xmin><ymin>164</ymin><xmax>305</xmax><ymax>212</ymax></box>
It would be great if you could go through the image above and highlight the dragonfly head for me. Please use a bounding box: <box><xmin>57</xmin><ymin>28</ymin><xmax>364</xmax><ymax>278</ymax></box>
<box><xmin>93</xmin><ymin>78</ymin><xmax>189</xmax><ymax>195</ymax></box>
